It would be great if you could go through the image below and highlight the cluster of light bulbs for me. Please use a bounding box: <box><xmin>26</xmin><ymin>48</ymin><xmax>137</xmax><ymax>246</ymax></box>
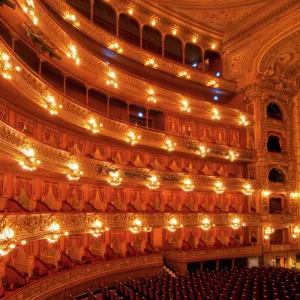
<box><xmin>65</xmin><ymin>12</ymin><xmax>80</xmax><ymax>27</ymax></box>
<box><xmin>19</xmin><ymin>147</ymin><xmax>41</xmax><ymax>171</ymax></box>
<box><xmin>0</xmin><ymin>52</ymin><xmax>20</xmax><ymax>80</ymax></box>
<box><xmin>43</xmin><ymin>95</ymin><xmax>62</xmax><ymax>115</ymax></box>
<box><xmin>163</xmin><ymin>139</ymin><xmax>176</xmax><ymax>151</ymax></box>
<box><xmin>243</xmin><ymin>184</ymin><xmax>253</xmax><ymax>195</ymax></box>
<box><xmin>130</xmin><ymin>219</ymin><xmax>152</xmax><ymax>234</ymax></box>
<box><xmin>67</xmin><ymin>45</ymin><xmax>80</xmax><ymax>65</ymax></box>
<box><xmin>23</xmin><ymin>0</ymin><xmax>38</xmax><ymax>25</ymax></box>
<box><xmin>145</xmin><ymin>58</ymin><xmax>157</xmax><ymax>68</ymax></box>
<box><xmin>106</xmin><ymin>71</ymin><xmax>118</xmax><ymax>88</ymax></box>
<box><xmin>47</xmin><ymin>222</ymin><xmax>69</xmax><ymax>243</ymax></box>
<box><xmin>147</xmin><ymin>89</ymin><xmax>156</xmax><ymax>103</ymax></box>
<box><xmin>178</xmin><ymin>71</ymin><xmax>190</xmax><ymax>80</ymax></box>
<box><xmin>212</xmin><ymin>108</ymin><xmax>220</xmax><ymax>120</ymax></box>
<box><xmin>239</xmin><ymin>115</ymin><xmax>249</xmax><ymax>126</ymax></box>
<box><xmin>231</xmin><ymin>218</ymin><xmax>245</xmax><ymax>230</ymax></box>
<box><xmin>200</xmin><ymin>218</ymin><xmax>215</xmax><ymax>231</ymax></box>
<box><xmin>87</xmin><ymin>118</ymin><xmax>103</xmax><ymax>133</ymax></box>
<box><xmin>197</xmin><ymin>145</ymin><xmax>209</xmax><ymax>157</ymax></box>
<box><xmin>182</xmin><ymin>179</ymin><xmax>194</xmax><ymax>192</ymax></box>
<box><xmin>167</xmin><ymin>218</ymin><xmax>183</xmax><ymax>232</ymax></box>
<box><xmin>126</xmin><ymin>131</ymin><xmax>141</xmax><ymax>145</ymax></box>
<box><xmin>225</xmin><ymin>151</ymin><xmax>239</xmax><ymax>162</ymax></box>
<box><xmin>109</xmin><ymin>42</ymin><xmax>123</xmax><ymax>54</ymax></box>
<box><xmin>67</xmin><ymin>162</ymin><xmax>83</xmax><ymax>180</ymax></box>
<box><xmin>214</xmin><ymin>182</ymin><xmax>225</xmax><ymax>194</ymax></box>
<box><xmin>147</xmin><ymin>175</ymin><xmax>160</xmax><ymax>190</ymax></box>
<box><xmin>108</xmin><ymin>170</ymin><xmax>123</xmax><ymax>186</ymax></box>
<box><xmin>180</xmin><ymin>99</ymin><xmax>191</xmax><ymax>113</ymax></box>
<box><xmin>264</xmin><ymin>227</ymin><xmax>274</xmax><ymax>240</ymax></box>
<box><xmin>207</xmin><ymin>80</ymin><xmax>219</xmax><ymax>88</ymax></box>
<box><xmin>89</xmin><ymin>220</ymin><xmax>109</xmax><ymax>237</ymax></box>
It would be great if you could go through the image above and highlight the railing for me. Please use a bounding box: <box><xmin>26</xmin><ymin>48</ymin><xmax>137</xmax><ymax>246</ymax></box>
<box><xmin>2</xmin><ymin>212</ymin><xmax>262</xmax><ymax>242</ymax></box>
<box><xmin>270</xmin><ymin>244</ymin><xmax>292</xmax><ymax>252</ymax></box>
<box><xmin>165</xmin><ymin>245</ymin><xmax>263</xmax><ymax>263</ymax></box>
<box><xmin>5</xmin><ymin>253</ymin><xmax>163</xmax><ymax>300</ymax></box>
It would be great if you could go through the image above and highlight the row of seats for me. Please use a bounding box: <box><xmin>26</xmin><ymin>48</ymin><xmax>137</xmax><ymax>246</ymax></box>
<box><xmin>96</xmin><ymin>267</ymin><xmax>300</xmax><ymax>300</ymax></box>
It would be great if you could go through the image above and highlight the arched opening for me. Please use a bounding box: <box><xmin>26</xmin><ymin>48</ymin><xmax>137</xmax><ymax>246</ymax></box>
<box><xmin>109</xmin><ymin>97</ymin><xmax>128</xmax><ymax>122</ymax></box>
<box><xmin>0</xmin><ymin>21</ymin><xmax>13</xmax><ymax>47</ymax></box>
<box><xmin>164</xmin><ymin>35</ymin><xmax>183</xmax><ymax>63</ymax></box>
<box><xmin>142</xmin><ymin>26</ymin><xmax>162</xmax><ymax>55</ymax></box>
<box><xmin>66</xmin><ymin>0</ymin><xmax>90</xmax><ymax>19</ymax></box>
<box><xmin>270</xmin><ymin>229</ymin><xmax>283</xmax><ymax>244</ymax></box>
<box><xmin>41</xmin><ymin>62</ymin><xmax>64</xmax><ymax>92</ymax></box>
<box><xmin>269</xmin><ymin>197</ymin><xmax>283</xmax><ymax>213</ymax></box>
<box><xmin>148</xmin><ymin>110</ymin><xmax>165</xmax><ymax>131</ymax></box>
<box><xmin>118</xmin><ymin>14</ymin><xmax>140</xmax><ymax>47</ymax></box>
<box><xmin>267</xmin><ymin>102</ymin><xmax>283</xmax><ymax>119</ymax></box>
<box><xmin>129</xmin><ymin>104</ymin><xmax>147</xmax><ymax>127</ymax></box>
<box><xmin>267</xmin><ymin>135</ymin><xmax>282</xmax><ymax>152</ymax></box>
<box><xmin>268</xmin><ymin>168</ymin><xmax>285</xmax><ymax>182</ymax></box>
<box><xmin>65</xmin><ymin>77</ymin><xmax>87</xmax><ymax>105</ymax></box>
<box><xmin>14</xmin><ymin>40</ymin><xmax>40</xmax><ymax>73</ymax></box>
<box><xmin>204</xmin><ymin>50</ymin><xmax>221</xmax><ymax>74</ymax></box>
<box><xmin>93</xmin><ymin>0</ymin><xmax>117</xmax><ymax>35</ymax></box>
<box><xmin>88</xmin><ymin>89</ymin><xmax>108</xmax><ymax>115</ymax></box>
<box><xmin>185</xmin><ymin>43</ymin><xmax>202</xmax><ymax>68</ymax></box>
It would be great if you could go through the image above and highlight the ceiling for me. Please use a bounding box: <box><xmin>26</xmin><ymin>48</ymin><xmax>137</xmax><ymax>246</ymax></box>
<box><xmin>138</xmin><ymin>0</ymin><xmax>270</xmax><ymax>34</ymax></box>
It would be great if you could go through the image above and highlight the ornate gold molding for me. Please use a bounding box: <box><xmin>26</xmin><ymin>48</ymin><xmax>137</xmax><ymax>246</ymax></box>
<box><xmin>0</xmin><ymin>41</ymin><xmax>256</xmax><ymax>163</ymax></box>
<box><xmin>165</xmin><ymin>245</ymin><xmax>262</xmax><ymax>262</ymax></box>
<box><xmin>0</xmin><ymin>212</ymin><xmax>262</xmax><ymax>242</ymax></box>
<box><xmin>43</xmin><ymin>0</ymin><xmax>236</xmax><ymax>92</ymax></box>
<box><xmin>5</xmin><ymin>254</ymin><xmax>163</xmax><ymax>300</ymax></box>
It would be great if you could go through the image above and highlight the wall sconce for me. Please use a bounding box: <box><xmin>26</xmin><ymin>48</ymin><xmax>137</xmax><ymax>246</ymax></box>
<box><xmin>264</xmin><ymin>226</ymin><xmax>274</xmax><ymax>239</ymax></box>
<box><xmin>231</xmin><ymin>218</ymin><xmax>245</xmax><ymax>230</ymax></box>
<box><xmin>225</xmin><ymin>151</ymin><xmax>239</xmax><ymax>162</ymax></box>
<box><xmin>67</xmin><ymin>162</ymin><xmax>83</xmax><ymax>180</ymax></box>
<box><xmin>290</xmin><ymin>192</ymin><xmax>298</xmax><ymax>199</ymax></box>
<box><xmin>207</xmin><ymin>80</ymin><xmax>219</xmax><ymax>88</ymax></box>
<box><xmin>292</xmin><ymin>226</ymin><xmax>299</xmax><ymax>239</ymax></box>
<box><xmin>109</xmin><ymin>42</ymin><xmax>123</xmax><ymax>54</ymax></box>
<box><xmin>197</xmin><ymin>145</ymin><xmax>209</xmax><ymax>157</ymax></box>
<box><xmin>43</xmin><ymin>95</ymin><xmax>62</xmax><ymax>115</ymax></box>
<box><xmin>89</xmin><ymin>220</ymin><xmax>109</xmax><ymax>237</ymax></box>
<box><xmin>172</xmin><ymin>29</ymin><xmax>177</xmax><ymax>36</ymax></box>
<box><xmin>147</xmin><ymin>175</ymin><xmax>160</xmax><ymax>190</ymax></box>
<box><xmin>147</xmin><ymin>89</ymin><xmax>156</xmax><ymax>103</ymax></box>
<box><xmin>151</xmin><ymin>19</ymin><xmax>156</xmax><ymax>26</ymax></box>
<box><xmin>19</xmin><ymin>147</ymin><xmax>41</xmax><ymax>171</ymax></box>
<box><xmin>0</xmin><ymin>227</ymin><xmax>17</xmax><ymax>256</ymax></box>
<box><xmin>108</xmin><ymin>170</ymin><xmax>123</xmax><ymax>186</ymax></box>
<box><xmin>192</xmin><ymin>37</ymin><xmax>197</xmax><ymax>43</ymax></box>
<box><xmin>145</xmin><ymin>58</ymin><xmax>157</xmax><ymax>68</ymax></box>
<box><xmin>0</xmin><ymin>52</ymin><xmax>20</xmax><ymax>80</ymax></box>
<box><xmin>182</xmin><ymin>179</ymin><xmax>194</xmax><ymax>192</ymax></box>
<box><xmin>130</xmin><ymin>219</ymin><xmax>152</xmax><ymax>234</ymax></box>
<box><xmin>128</xmin><ymin>8</ymin><xmax>133</xmax><ymax>15</ymax></box>
<box><xmin>243</xmin><ymin>184</ymin><xmax>254</xmax><ymax>195</ymax></box>
<box><xmin>126</xmin><ymin>131</ymin><xmax>141</xmax><ymax>145</ymax></box>
<box><xmin>180</xmin><ymin>99</ymin><xmax>191</xmax><ymax>112</ymax></box>
<box><xmin>200</xmin><ymin>218</ymin><xmax>214</xmax><ymax>230</ymax></box>
<box><xmin>178</xmin><ymin>71</ymin><xmax>191</xmax><ymax>79</ymax></box>
<box><xmin>67</xmin><ymin>45</ymin><xmax>80</xmax><ymax>65</ymax></box>
<box><xmin>211</xmin><ymin>44</ymin><xmax>216</xmax><ymax>50</ymax></box>
<box><xmin>106</xmin><ymin>71</ymin><xmax>118</xmax><ymax>88</ymax></box>
<box><xmin>163</xmin><ymin>139</ymin><xmax>176</xmax><ymax>152</ymax></box>
<box><xmin>214</xmin><ymin>182</ymin><xmax>225</xmax><ymax>194</ymax></box>
<box><xmin>23</xmin><ymin>0</ymin><xmax>38</xmax><ymax>25</ymax></box>
<box><xmin>211</xmin><ymin>108</ymin><xmax>220</xmax><ymax>120</ymax></box>
<box><xmin>239</xmin><ymin>115</ymin><xmax>249</xmax><ymax>126</ymax></box>
<box><xmin>87</xmin><ymin>118</ymin><xmax>103</xmax><ymax>133</ymax></box>
<box><xmin>167</xmin><ymin>218</ymin><xmax>183</xmax><ymax>232</ymax></box>
<box><xmin>262</xmin><ymin>190</ymin><xmax>271</xmax><ymax>197</ymax></box>
<box><xmin>65</xmin><ymin>12</ymin><xmax>80</xmax><ymax>26</ymax></box>
<box><xmin>47</xmin><ymin>222</ymin><xmax>68</xmax><ymax>243</ymax></box>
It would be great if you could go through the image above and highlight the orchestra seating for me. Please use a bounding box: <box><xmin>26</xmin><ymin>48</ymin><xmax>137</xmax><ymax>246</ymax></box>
<box><xmin>95</xmin><ymin>267</ymin><xmax>300</xmax><ymax>300</ymax></box>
